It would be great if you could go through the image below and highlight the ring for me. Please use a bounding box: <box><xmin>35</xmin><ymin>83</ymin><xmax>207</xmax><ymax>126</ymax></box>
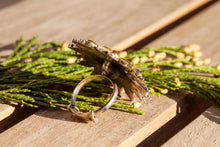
<box><xmin>68</xmin><ymin>75</ymin><xmax>118</xmax><ymax>122</ymax></box>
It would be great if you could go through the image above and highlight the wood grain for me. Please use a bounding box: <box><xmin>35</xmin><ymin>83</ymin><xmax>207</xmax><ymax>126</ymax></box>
<box><xmin>162</xmin><ymin>106</ymin><xmax>220</xmax><ymax>147</ymax></box>
<box><xmin>0</xmin><ymin>0</ymin><xmax>194</xmax><ymax>47</ymax></box>
<box><xmin>0</xmin><ymin>0</ymin><xmax>202</xmax><ymax>121</ymax></box>
<box><xmin>146</xmin><ymin>1</ymin><xmax>220</xmax><ymax>66</ymax></box>
<box><xmin>140</xmin><ymin>3</ymin><xmax>220</xmax><ymax>145</ymax></box>
<box><xmin>0</xmin><ymin>93</ymin><xmax>187</xmax><ymax>147</ymax></box>
<box><xmin>112</xmin><ymin>0</ymin><xmax>212</xmax><ymax>51</ymax></box>
<box><xmin>0</xmin><ymin>1</ymin><xmax>219</xmax><ymax>147</ymax></box>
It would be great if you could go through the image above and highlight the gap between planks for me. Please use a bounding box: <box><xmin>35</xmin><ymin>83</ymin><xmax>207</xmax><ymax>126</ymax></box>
<box><xmin>112</xmin><ymin>0</ymin><xmax>213</xmax><ymax>51</ymax></box>
<box><xmin>162</xmin><ymin>106</ymin><xmax>220</xmax><ymax>147</ymax></box>
<box><xmin>138</xmin><ymin>2</ymin><xmax>220</xmax><ymax>146</ymax></box>
<box><xmin>138</xmin><ymin>95</ymin><xmax>211</xmax><ymax>147</ymax></box>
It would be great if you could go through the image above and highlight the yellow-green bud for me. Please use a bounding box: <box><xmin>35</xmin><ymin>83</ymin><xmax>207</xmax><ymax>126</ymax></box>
<box><xmin>132</xmin><ymin>57</ymin><xmax>140</xmax><ymax>65</ymax></box>
<box><xmin>118</xmin><ymin>51</ymin><xmax>127</xmax><ymax>58</ymax></box>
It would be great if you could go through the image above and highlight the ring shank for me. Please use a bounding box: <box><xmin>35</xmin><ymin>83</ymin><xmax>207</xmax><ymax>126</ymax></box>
<box><xmin>68</xmin><ymin>75</ymin><xmax>118</xmax><ymax>122</ymax></box>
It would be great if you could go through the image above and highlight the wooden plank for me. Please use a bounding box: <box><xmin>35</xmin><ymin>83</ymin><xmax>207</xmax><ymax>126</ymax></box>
<box><xmin>139</xmin><ymin>2</ymin><xmax>220</xmax><ymax>144</ymax></box>
<box><xmin>0</xmin><ymin>104</ymin><xmax>14</xmax><ymax>121</ymax></box>
<box><xmin>137</xmin><ymin>95</ymin><xmax>211</xmax><ymax>147</ymax></box>
<box><xmin>0</xmin><ymin>94</ymin><xmax>187</xmax><ymax>147</ymax></box>
<box><xmin>0</xmin><ymin>1</ymin><xmax>219</xmax><ymax>147</ymax></box>
<box><xmin>0</xmin><ymin>0</ymin><xmax>205</xmax><ymax>122</ymax></box>
<box><xmin>146</xmin><ymin>2</ymin><xmax>220</xmax><ymax>67</ymax></box>
<box><xmin>0</xmin><ymin>0</ymin><xmax>210</xmax><ymax>55</ymax></box>
<box><xmin>162</xmin><ymin>106</ymin><xmax>220</xmax><ymax>147</ymax></box>
<box><xmin>138</xmin><ymin>3</ymin><xmax>220</xmax><ymax>145</ymax></box>
<box><xmin>112</xmin><ymin>0</ymin><xmax>212</xmax><ymax>51</ymax></box>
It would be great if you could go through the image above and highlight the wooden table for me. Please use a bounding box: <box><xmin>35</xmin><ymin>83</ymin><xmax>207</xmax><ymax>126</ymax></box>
<box><xmin>0</xmin><ymin>0</ymin><xmax>219</xmax><ymax>146</ymax></box>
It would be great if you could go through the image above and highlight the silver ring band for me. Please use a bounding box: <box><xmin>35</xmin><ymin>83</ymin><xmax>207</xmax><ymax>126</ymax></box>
<box><xmin>68</xmin><ymin>75</ymin><xmax>118</xmax><ymax>122</ymax></box>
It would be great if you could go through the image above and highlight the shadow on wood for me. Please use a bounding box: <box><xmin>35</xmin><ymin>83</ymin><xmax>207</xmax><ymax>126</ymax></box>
<box><xmin>0</xmin><ymin>105</ymin><xmax>38</xmax><ymax>133</ymax></box>
<box><xmin>126</xmin><ymin>0</ymin><xmax>217</xmax><ymax>52</ymax></box>
<box><xmin>0</xmin><ymin>43</ymin><xmax>14</xmax><ymax>62</ymax></box>
<box><xmin>36</xmin><ymin>108</ymin><xmax>90</xmax><ymax>123</ymax></box>
<box><xmin>0</xmin><ymin>0</ymin><xmax>22</xmax><ymax>10</ymax></box>
<box><xmin>203</xmin><ymin>106</ymin><xmax>220</xmax><ymax>124</ymax></box>
<box><xmin>137</xmin><ymin>94</ymin><xmax>211</xmax><ymax>147</ymax></box>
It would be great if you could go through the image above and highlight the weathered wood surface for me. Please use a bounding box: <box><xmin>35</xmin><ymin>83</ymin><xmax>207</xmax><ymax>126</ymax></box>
<box><xmin>112</xmin><ymin>0</ymin><xmax>212</xmax><ymax>51</ymax></box>
<box><xmin>0</xmin><ymin>0</ymin><xmax>198</xmax><ymax>48</ymax></box>
<box><xmin>0</xmin><ymin>0</ymin><xmax>206</xmax><ymax>122</ymax></box>
<box><xmin>147</xmin><ymin>1</ymin><xmax>220</xmax><ymax>66</ymax></box>
<box><xmin>0</xmin><ymin>1</ymin><xmax>219</xmax><ymax>147</ymax></box>
<box><xmin>163</xmin><ymin>106</ymin><xmax>220</xmax><ymax>147</ymax></box>
<box><xmin>144</xmin><ymin>3</ymin><xmax>220</xmax><ymax>146</ymax></box>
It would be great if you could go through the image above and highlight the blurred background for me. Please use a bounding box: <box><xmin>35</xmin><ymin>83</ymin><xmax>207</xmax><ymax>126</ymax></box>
<box><xmin>0</xmin><ymin>0</ymin><xmax>188</xmax><ymax>46</ymax></box>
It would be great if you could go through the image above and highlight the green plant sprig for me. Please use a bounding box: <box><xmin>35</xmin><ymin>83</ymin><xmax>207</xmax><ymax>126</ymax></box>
<box><xmin>1</xmin><ymin>37</ymin><xmax>220</xmax><ymax>117</ymax></box>
<box><xmin>125</xmin><ymin>44</ymin><xmax>220</xmax><ymax>106</ymax></box>
<box><xmin>125</xmin><ymin>46</ymin><xmax>184</xmax><ymax>59</ymax></box>
<box><xmin>0</xmin><ymin>37</ymin><xmax>144</xmax><ymax>115</ymax></box>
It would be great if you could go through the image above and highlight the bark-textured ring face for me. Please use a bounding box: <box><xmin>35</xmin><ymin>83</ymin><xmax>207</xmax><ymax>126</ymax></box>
<box><xmin>69</xmin><ymin>39</ymin><xmax>151</xmax><ymax>102</ymax></box>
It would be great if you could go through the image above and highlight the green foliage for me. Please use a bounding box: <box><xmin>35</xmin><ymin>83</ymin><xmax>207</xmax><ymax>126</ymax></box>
<box><xmin>0</xmin><ymin>37</ymin><xmax>143</xmax><ymax>115</ymax></box>
<box><xmin>0</xmin><ymin>37</ymin><xmax>220</xmax><ymax>116</ymax></box>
